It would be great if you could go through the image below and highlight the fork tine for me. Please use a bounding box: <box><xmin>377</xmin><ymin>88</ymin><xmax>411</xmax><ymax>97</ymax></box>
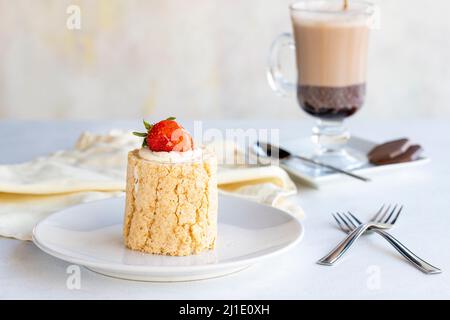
<box><xmin>384</xmin><ymin>204</ymin><xmax>398</xmax><ymax>224</ymax></box>
<box><xmin>347</xmin><ymin>211</ymin><xmax>363</xmax><ymax>225</ymax></box>
<box><xmin>342</xmin><ymin>212</ymin><xmax>359</xmax><ymax>229</ymax></box>
<box><xmin>336</xmin><ymin>212</ymin><xmax>354</xmax><ymax>231</ymax></box>
<box><xmin>377</xmin><ymin>204</ymin><xmax>391</xmax><ymax>223</ymax></box>
<box><xmin>390</xmin><ymin>205</ymin><xmax>403</xmax><ymax>225</ymax></box>
<box><xmin>370</xmin><ymin>204</ymin><xmax>385</xmax><ymax>222</ymax></box>
<box><xmin>334</xmin><ymin>213</ymin><xmax>351</xmax><ymax>232</ymax></box>
<box><xmin>332</xmin><ymin>213</ymin><xmax>349</xmax><ymax>233</ymax></box>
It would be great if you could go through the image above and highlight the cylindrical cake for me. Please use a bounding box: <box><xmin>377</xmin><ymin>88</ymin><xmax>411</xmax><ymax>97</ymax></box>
<box><xmin>123</xmin><ymin>148</ymin><xmax>217</xmax><ymax>256</ymax></box>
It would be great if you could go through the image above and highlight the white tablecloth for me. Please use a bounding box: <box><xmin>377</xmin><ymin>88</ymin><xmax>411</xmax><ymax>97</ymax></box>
<box><xmin>0</xmin><ymin>119</ymin><xmax>449</xmax><ymax>299</ymax></box>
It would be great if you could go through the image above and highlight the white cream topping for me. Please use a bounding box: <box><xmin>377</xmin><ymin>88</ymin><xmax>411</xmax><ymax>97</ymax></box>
<box><xmin>138</xmin><ymin>147</ymin><xmax>203</xmax><ymax>163</ymax></box>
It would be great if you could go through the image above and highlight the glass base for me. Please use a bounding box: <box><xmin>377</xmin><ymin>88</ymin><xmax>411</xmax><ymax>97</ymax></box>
<box><xmin>306</xmin><ymin>119</ymin><xmax>367</xmax><ymax>174</ymax></box>
<box><xmin>307</xmin><ymin>148</ymin><xmax>368</xmax><ymax>174</ymax></box>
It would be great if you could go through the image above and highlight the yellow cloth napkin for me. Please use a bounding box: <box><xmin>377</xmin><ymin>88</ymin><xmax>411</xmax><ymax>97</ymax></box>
<box><xmin>0</xmin><ymin>131</ymin><xmax>303</xmax><ymax>240</ymax></box>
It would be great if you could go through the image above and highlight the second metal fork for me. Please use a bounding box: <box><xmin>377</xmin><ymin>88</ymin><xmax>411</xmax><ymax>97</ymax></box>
<box><xmin>333</xmin><ymin>205</ymin><xmax>441</xmax><ymax>274</ymax></box>
<box><xmin>317</xmin><ymin>205</ymin><xmax>400</xmax><ymax>266</ymax></box>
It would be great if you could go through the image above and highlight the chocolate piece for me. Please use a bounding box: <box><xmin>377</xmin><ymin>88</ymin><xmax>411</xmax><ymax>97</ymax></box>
<box><xmin>368</xmin><ymin>138</ymin><xmax>410</xmax><ymax>164</ymax></box>
<box><xmin>375</xmin><ymin>145</ymin><xmax>423</xmax><ymax>165</ymax></box>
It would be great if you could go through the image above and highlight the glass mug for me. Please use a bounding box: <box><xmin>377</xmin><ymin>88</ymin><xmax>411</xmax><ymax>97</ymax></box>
<box><xmin>268</xmin><ymin>0</ymin><xmax>375</xmax><ymax>171</ymax></box>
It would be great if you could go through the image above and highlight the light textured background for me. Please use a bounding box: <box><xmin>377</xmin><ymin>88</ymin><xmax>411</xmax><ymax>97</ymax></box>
<box><xmin>0</xmin><ymin>0</ymin><xmax>449</xmax><ymax>120</ymax></box>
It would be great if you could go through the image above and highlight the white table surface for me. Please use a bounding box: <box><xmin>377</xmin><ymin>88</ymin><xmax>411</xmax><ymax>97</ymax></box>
<box><xmin>1</xmin><ymin>119</ymin><xmax>449</xmax><ymax>300</ymax></box>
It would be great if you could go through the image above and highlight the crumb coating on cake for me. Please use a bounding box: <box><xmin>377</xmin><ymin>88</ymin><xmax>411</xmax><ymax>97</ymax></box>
<box><xmin>123</xmin><ymin>149</ymin><xmax>217</xmax><ymax>256</ymax></box>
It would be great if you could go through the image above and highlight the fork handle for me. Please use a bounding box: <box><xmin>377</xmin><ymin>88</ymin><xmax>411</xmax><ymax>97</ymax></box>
<box><xmin>317</xmin><ymin>224</ymin><xmax>369</xmax><ymax>266</ymax></box>
<box><xmin>373</xmin><ymin>230</ymin><xmax>442</xmax><ymax>274</ymax></box>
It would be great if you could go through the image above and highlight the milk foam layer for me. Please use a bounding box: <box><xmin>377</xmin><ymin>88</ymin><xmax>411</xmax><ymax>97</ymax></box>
<box><xmin>138</xmin><ymin>147</ymin><xmax>203</xmax><ymax>163</ymax></box>
<box><xmin>291</xmin><ymin>0</ymin><xmax>374</xmax><ymax>24</ymax></box>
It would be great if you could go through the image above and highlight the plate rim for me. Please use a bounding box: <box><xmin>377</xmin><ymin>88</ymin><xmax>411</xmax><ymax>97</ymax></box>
<box><xmin>32</xmin><ymin>195</ymin><xmax>304</xmax><ymax>274</ymax></box>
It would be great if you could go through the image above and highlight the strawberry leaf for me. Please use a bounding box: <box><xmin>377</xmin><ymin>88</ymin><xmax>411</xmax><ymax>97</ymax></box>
<box><xmin>133</xmin><ymin>132</ymin><xmax>147</xmax><ymax>137</ymax></box>
<box><xmin>166</xmin><ymin>116</ymin><xmax>176</xmax><ymax>121</ymax></box>
<box><xmin>143</xmin><ymin>119</ymin><xmax>152</xmax><ymax>130</ymax></box>
<box><xmin>142</xmin><ymin>138</ymin><xmax>148</xmax><ymax>148</ymax></box>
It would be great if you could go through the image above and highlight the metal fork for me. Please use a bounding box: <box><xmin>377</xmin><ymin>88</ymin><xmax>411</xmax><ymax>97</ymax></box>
<box><xmin>332</xmin><ymin>206</ymin><xmax>441</xmax><ymax>274</ymax></box>
<box><xmin>316</xmin><ymin>206</ymin><xmax>400</xmax><ymax>266</ymax></box>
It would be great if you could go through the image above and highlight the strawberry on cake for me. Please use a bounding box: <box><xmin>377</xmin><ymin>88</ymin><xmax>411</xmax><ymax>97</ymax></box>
<box><xmin>123</xmin><ymin>117</ymin><xmax>218</xmax><ymax>256</ymax></box>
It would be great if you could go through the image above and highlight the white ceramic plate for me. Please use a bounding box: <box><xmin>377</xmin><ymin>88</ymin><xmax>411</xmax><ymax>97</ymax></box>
<box><xmin>281</xmin><ymin>136</ymin><xmax>430</xmax><ymax>187</ymax></box>
<box><xmin>32</xmin><ymin>195</ymin><xmax>303</xmax><ymax>282</ymax></box>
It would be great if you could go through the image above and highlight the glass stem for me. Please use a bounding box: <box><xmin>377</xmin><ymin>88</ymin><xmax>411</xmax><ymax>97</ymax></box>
<box><xmin>312</xmin><ymin>119</ymin><xmax>350</xmax><ymax>156</ymax></box>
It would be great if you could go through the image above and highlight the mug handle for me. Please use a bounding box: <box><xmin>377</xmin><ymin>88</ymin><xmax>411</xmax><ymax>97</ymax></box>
<box><xmin>267</xmin><ymin>33</ymin><xmax>297</xmax><ymax>97</ymax></box>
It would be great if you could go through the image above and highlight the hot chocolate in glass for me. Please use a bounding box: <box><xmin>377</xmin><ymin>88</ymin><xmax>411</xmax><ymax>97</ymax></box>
<box><xmin>268</xmin><ymin>0</ymin><xmax>375</xmax><ymax>171</ymax></box>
